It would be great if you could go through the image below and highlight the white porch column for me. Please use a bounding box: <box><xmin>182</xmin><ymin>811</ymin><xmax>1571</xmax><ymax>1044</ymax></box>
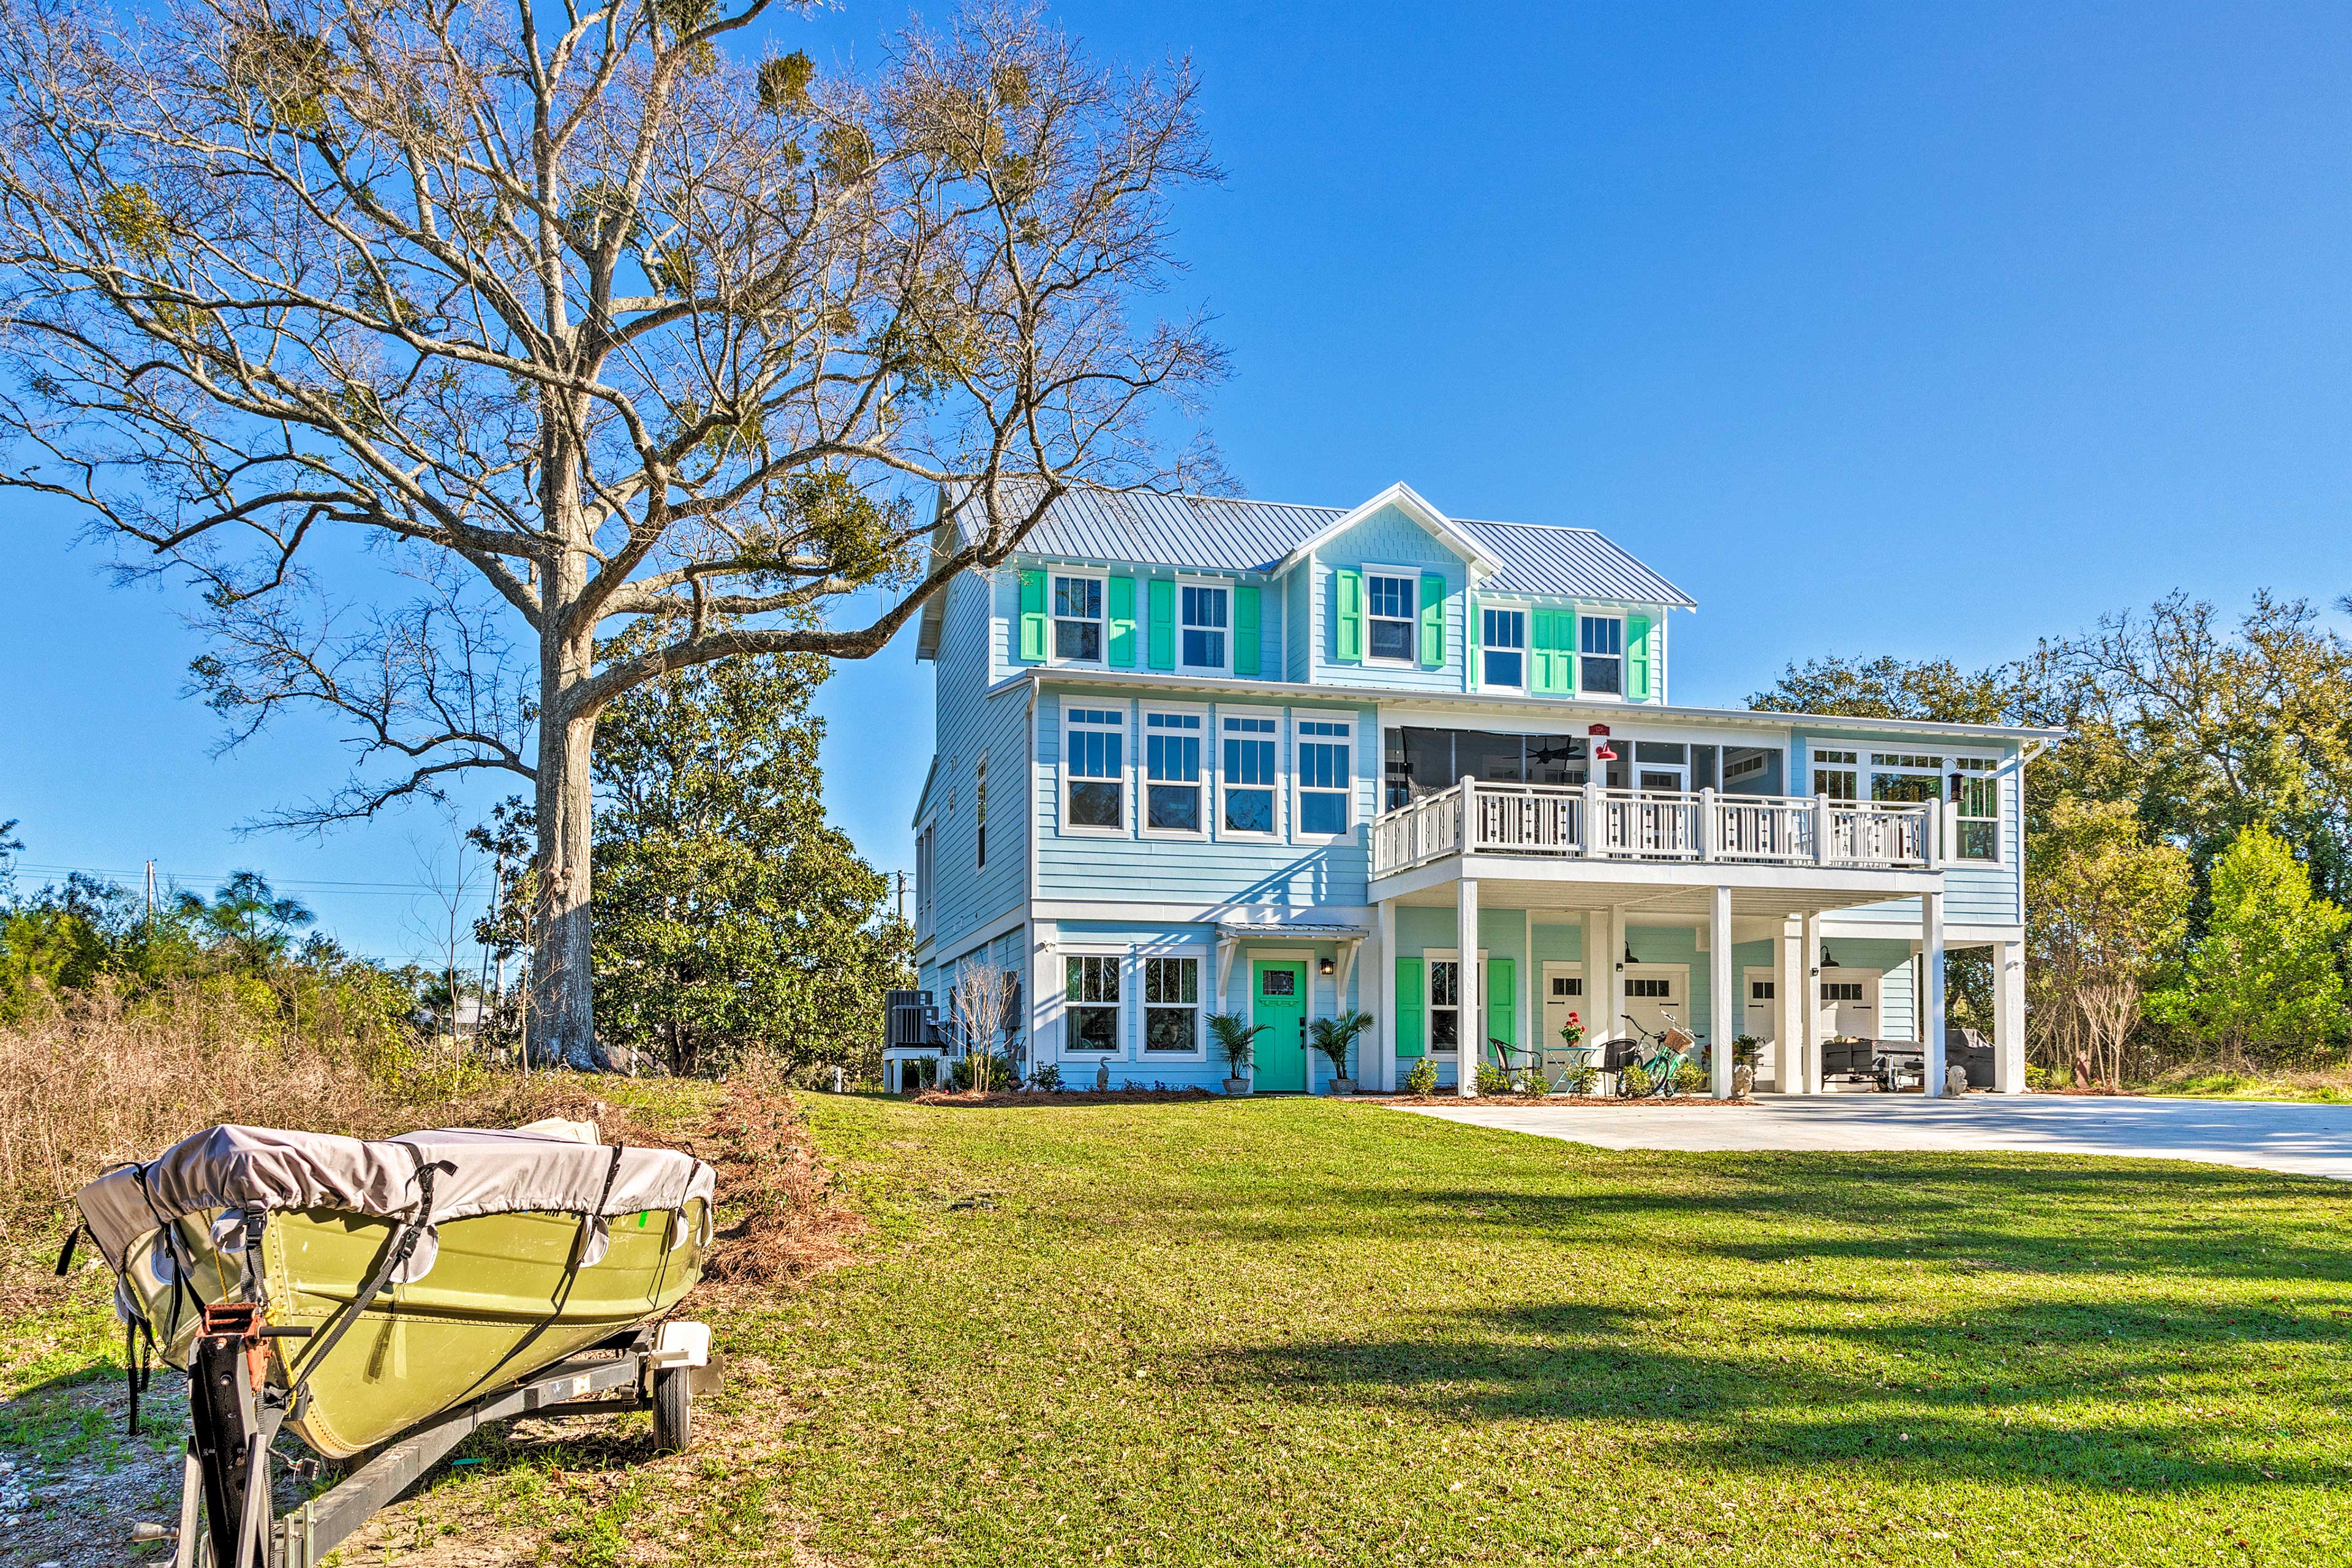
<box><xmin>1775</xmin><ymin>917</ymin><xmax>1803</xmax><ymax>1093</ymax></box>
<box><xmin>1709</xmin><ymin>886</ymin><xmax>1735</xmax><ymax>1098</ymax></box>
<box><xmin>1801</xmin><ymin>911</ymin><xmax>1824</xmax><ymax>1095</ymax></box>
<box><xmin>1606</xmin><ymin>905</ymin><xmax>1628</xmax><ymax>1054</ymax></box>
<box><xmin>1376</xmin><ymin>899</ymin><xmax>1398</xmax><ymax>1092</ymax></box>
<box><xmin>1994</xmin><ymin>937</ymin><xmax>2026</xmax><ymax>1093</ymax></box>
<box><xmin>1457</xmin><ymin>876</ymin><xmax>1480</xmax><ymax>1098</ymax></box>
<box><xmin>1922</xmin><ymin>891</ymin><xmax>1948</xmax><ymax>1096</ymax></box>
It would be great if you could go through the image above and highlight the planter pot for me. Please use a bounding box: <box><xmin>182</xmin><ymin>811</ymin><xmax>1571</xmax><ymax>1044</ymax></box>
<box><xmin>1732</xmin><ymin>1065</ymin><xmax>1755</xmax><ymax>1098</ymax></box>
<box><xmin>1223</xmin><ymin>1077</ymin><xmax>1251</xmax><ymax>1096</ymax></box>
<box><xmin>1327</xmin><ymin>1077</ymin><xmax>1357</xmax><ymax>1096</ymax></box>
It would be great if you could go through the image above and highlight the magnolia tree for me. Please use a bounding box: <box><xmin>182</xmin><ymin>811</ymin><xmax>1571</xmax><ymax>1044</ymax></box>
<box><xmin>0</xmin><ymin>0</ymin><xmax>1222</xmax><ymax>1064</ymax></box>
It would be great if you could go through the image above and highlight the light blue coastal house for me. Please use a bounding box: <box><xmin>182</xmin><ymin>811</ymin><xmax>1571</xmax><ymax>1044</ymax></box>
<box><xmin>902</xmin><ymin>482</ymin><xmax>2058</xmax><ymax>1098</ymax></box>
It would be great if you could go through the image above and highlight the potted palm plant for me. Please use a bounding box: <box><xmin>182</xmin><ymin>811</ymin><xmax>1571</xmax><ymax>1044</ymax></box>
<box><xmin>1308</xmin><ymin>1009</ymin><xmax>1373</xmax><ymax>1095</ymax></box>
<box><xmin>1208</xmin><ymin>1012</ymin><xmax>1266</xmax><ymax>1096</ymax></box>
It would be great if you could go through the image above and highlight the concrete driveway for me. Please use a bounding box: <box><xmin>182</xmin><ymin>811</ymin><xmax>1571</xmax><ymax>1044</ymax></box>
<box><xmin>1394</xmin><ymin>1093</ymin><xmax>2352</xmax><ymax>1181</ymax></box>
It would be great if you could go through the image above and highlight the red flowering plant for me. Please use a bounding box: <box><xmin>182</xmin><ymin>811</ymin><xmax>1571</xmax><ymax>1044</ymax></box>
<box><xmin>1558</xmin><ymin>1010</ymin><xmax>1586</xmax><ymax>1051</ymax></box>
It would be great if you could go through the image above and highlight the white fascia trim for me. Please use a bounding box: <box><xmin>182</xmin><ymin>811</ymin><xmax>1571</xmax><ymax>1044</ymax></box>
<box><xmin>991</xmin><ymin>667</ymin><xmax>2067</xmax><ymax>745</ymax></box>
<box><xmin>1272</xmin><ymin>481</ymin><xmax>1498</xmax><ymax>579</ymax></box>
<box><xmin>910</xmin><ymin>752</ymin><xmax>943</xmax><ymax>829</ymax></box>
<box><xmin>1036</xmin><ymin>898</ymin><xmax>1378</xmax><ymax>926</ymax></box>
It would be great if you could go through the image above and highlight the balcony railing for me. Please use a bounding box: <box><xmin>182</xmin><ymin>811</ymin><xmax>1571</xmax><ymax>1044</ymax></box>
<box><xmin>1372</xmin><ymin>778</ymin><xmax>1940</xmax><ymax>878</ymax></box>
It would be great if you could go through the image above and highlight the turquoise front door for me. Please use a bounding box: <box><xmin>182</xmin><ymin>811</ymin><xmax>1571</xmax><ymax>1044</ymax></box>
<box><xmin>1251</xmin><ymin>961</ymin><xmax>1308</xmax><ymax>1092</ymax></box>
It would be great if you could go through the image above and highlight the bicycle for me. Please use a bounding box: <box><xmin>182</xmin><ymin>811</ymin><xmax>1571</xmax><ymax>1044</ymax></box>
<box><xmin>1610</xmin><ymin>1010</ymin><xmax>1695</xmax><ymax>1097</ymax></box>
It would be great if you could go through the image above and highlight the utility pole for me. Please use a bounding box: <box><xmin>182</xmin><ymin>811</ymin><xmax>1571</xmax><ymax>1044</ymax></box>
<box><xmin>143</xmin><ymin>860</ymin><xmax>156</xmax><ymax>940</ymax></box>
<box><xmin>895</xmin><ymin>869</ymin><xmax>908</xmax><ymax>924</ymax></box>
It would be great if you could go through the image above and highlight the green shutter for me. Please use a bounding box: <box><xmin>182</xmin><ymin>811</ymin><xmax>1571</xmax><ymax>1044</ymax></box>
<box><xmin>1017</xmin><ymin>570</ymin><xmax>1047</xmax><ymax>662</ymax></box>
<box><xmin>1146</xmin><ymin>578</ymin><xmax>1175</xmax><ymax>670</ymax></box>
<box><xmin>1333</xmin><ymin>568</ymin><xmax>1364</xmax><ymax>663</ymax></box>
<box><xmin>1234</xmin><ymin>584</ymin><xmax>1261</xmax><ymax>676</ymax></box>
<box><xmin>1627</xmin><ymin>614</ymin><xmax>1653</xmax><ymax>701</ymax></box>
<box><xmin>1466</xmin><ymin>595</ymin><xmax>1480</xmax><ymax>692</ymax></box>
<box><xmin>1107</xmin><ymin>576</ymin><xmax>1137</xmax><ymax>668</ymax></box>
<box><xmin>1486</xmin><ymin>958</ymin><xmax>1515</xmax><ymax>1065</ymax></box>
<box><xmin>1419</xmin><ymin>573</ymin><xmax>1446</xmax><ymax>668</ymax></box>
<box><xmin>1532</xmin><ymin>608</ymin><xmax>1574</xmax><ymax>694</ymax></box>
<box><xmin>1395</xmin><ymin>957</ymin><xmax>1425</xmax><ymax>1058</ymax></box>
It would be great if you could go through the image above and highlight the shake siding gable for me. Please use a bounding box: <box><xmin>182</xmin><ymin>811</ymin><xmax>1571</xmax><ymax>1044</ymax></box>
<box><xmin>1311</xmin><ymin>505</ymin><xmax>1465</xmax><ymax>691</ymax></box>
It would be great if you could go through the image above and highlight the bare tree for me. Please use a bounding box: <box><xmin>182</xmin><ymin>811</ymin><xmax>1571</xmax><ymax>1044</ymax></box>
<box><xmin>0</xmin><ymin>0</ymin><xmax>1223</xmax><ymax>1065</ymax></box>
<box><xmin>947</xmin><ymin>956</ymin><xmax>1014</xmax><ymax>1091</ymax></box>
<box><xmin>404</xmin><ymin>810</ymin><xmax>489</xmax><ymax>1080</ymax></box>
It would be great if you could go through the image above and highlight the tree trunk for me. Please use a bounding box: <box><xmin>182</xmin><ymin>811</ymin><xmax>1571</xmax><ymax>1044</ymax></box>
<box><xmin>529</xmin><ymin>662</ymin><xmax>605</xmax><ymax>1071</ymax></box>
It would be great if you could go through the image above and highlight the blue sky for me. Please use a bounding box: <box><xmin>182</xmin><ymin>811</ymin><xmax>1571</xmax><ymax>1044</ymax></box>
<box><xmin>6</xmin><ymin>1</ymin><xmax>2350</xmax><ymax>959</ymax></box>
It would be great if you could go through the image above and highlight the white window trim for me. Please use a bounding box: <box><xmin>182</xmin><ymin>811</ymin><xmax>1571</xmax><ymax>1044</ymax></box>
<box><xmin>1945</xmin><ymin>750</ymin><xmax>2008</xmax><ymax>867</ymax></box>
<box><xmin>1291</xmin><ymin>711</ymin><xmax>1357</xmax><ymax>842</ymax></box>
<box><xmin>1215</xmin><ymin>703</ymin><xmax>1285</xmax><ymax>843</ymax></box>
<box><xmin>1176</xmin><ymin>576</ymin><xmax>1234</xmax><ymax>676</ymax></box>
<box><xmin>1575</xmin><ymin>608</ymin><xmax>1627</xmax><ymax>701</ymax></box>
<box><xmin>1060</xmin><ymin>701</ymin><xmax>1130</xmax><ymax>839</ymax></box>
<box><xmin>1363</xmin><ymin>564</ymin><xmax>1420</xmax><ymax>668</ymax></box>
<box><xmin>1478</xmin><ymin>600</ymin><xmax>1530</xmax><ymax>695</ymax></box>
<box><xmin>1139</xmin><ymin>946</ymin><xmax>1210</xmax><ymax>1062</ymax></box>
<box><xmin>1139</xmin><ymin>703</ymin><xmax>1210</xmax><ymax>842</ymax></box>
<box><xmin>1047</xmin><ymin>568</ymin><xmax>1110</xmax><ymax>669</ymax></box>
<box><xmin>1058</xmin><ymin>946</ymin><xmax>1129</xmax><ymax>1060</ymax></box>
<box><xmin>1423</xmin><ymin>948</ymin><xmax>1489</xmax><ymax>1057</ymax></box>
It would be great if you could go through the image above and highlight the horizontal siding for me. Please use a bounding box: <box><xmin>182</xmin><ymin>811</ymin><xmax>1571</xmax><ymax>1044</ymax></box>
<box><xmin>1036</xmin><ymin>690</ymin><xmax>1376</xmax><ymax>908</ymax></box>
<box><xmin>1041</xmin><ymin>918</ymin><xmax>1364</xmax><ymax>1088</ymax></box>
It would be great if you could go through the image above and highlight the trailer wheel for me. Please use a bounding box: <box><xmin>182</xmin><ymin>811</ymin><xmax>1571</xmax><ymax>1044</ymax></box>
<box><xmin>652</xmin><ymin>1366</ymin><xmax>693</xmax><ymax>1454</ymax></box>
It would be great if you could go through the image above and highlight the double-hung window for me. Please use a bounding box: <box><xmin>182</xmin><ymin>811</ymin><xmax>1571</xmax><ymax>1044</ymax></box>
<box><xmin>1065</xmin><ymin>707</ymin><xmax>1125</xmax><ymax>830</ymax></box>
<box><xmin>1144</xmin><ymin>710</ymin><xmax>1204</xmax><ymax>833</ymax></box>
<box><xmin>1065</xmin><ymin>956</ymin><xmax>1121</xmax><ymax>1054</ymax></box>
<box><xmin>1954</xmin><ymin>756</ymin><xmax>2000</xmax><ymax>861</ymax></box>
<box><xmin>1143</xmin><ymin>956</ymin><xmax>1200</xmax><ymax>1054</ymax></box>
<box><xmin>1295</xmin><ymin>718</ymin><xmax>1352</xmax><ymax>837</ymax></box>
<box><xmin>1430</xmin><ymin>959</ymin><xmax>1462</xmax><ymax>1054</ymax></box>
<box><xmin>1579</xmin><ymin>616</ymin><xmax>1624</xmax><ymax>695</ymax></box>
<box><xmin>1180</xmin><ymin>583</ymin><xmax>1229</xmax><ymax>671</ymax></box>
<box><xmin>1052</xmin><ymin>575</ymin><xmax>1104</xmax><ymax>663</ymax></box>
<box><xmin>1365</xmin><ymin>572</ymin><xmax>1417</xmax><ymax>663</ymax></box>
<box><xmin>1222</xmin><ymin>714</ymin><xmax>1278</xmax><ymax>835</ymax></box>
<box><xmin>1481</xmin><ymin>606</ymin><xmax>1526</xmax><ymax>690</ymax></box>
<box><xmin>1812</xmin><ymin>748</ymin><xmax>1858</xmax><ymax>801</ymax></box>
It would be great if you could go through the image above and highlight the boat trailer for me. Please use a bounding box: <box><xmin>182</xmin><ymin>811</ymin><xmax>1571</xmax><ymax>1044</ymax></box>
<box><xmin>133</xmin><ymin>1303</ymin><xmax>721</xmax><ymax>1568</ymax></box>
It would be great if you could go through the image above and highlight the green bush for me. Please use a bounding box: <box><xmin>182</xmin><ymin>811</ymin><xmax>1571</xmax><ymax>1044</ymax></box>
<box><xmin>1617</xmin><ymin>1062</ymin><xmax>1653</xmax><ymax>1098</ymax></box>
<box><xmin>1672</xmin><ymin>1061</ymin><xmax>1708</xmax><ymax>1097</ymax></box>
<box><xmin>1405</xmin><ymin>1057</ymin><xmax>1438</xmax><ymax>1096</ymax></box>
<box><xmin>1558</xmin><ymin>1063</ymin><xmax>1598</xmax><ymax>1096</ymax></box>
<box><xmin>1474</xmin><ymin>1061</ymin><xmax>1512</xmax><ymax>1096</ymax></box>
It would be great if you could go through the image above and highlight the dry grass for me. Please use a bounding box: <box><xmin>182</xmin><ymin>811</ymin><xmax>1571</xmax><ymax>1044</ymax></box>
<box><xmin>908</xmin><ymin>1086</ymin><xmax>1216</xmax><ymax>1107</ymax></box>
<box><xmin>0</xmin><ymin>981</ymin><xmax>608</xmax><ymax>1217</ymax></box>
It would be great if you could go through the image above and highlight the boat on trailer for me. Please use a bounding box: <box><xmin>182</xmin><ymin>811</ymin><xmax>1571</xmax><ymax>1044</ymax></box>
<box><xmin>66</xmin><ymin>1118</ymin><xmax>722</xmax><ymax>1566</ymax></box>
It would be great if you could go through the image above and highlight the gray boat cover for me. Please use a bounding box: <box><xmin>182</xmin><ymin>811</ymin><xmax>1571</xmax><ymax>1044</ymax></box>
<box><xmin>75</xmin><ymin>1120</ymin><xmax>717</xmax><ymax>1278</ymax></box>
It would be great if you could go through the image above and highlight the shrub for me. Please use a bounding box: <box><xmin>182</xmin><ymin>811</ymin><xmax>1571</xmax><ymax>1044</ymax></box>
<box><xmin>1513</xmin><ymin>1067</ymin><xmax>1547</xmax><ymax>1098</ymax></box>
<box><xmin>1474</xmin><ymin>1061</ymin><xmax>1512</xmax><ymax>1096</ymax></box>
<box><xmin>1558</xmin><ymin>1063</ymin><xmax>1598</xmax><ymax>1096</ymax></box>
<box><xmin>1617</xmin><ymin>1062</ymin><xmax>1653</xmax><ymax>1098</ymax></box>
<box><xmin>1671</xmin><ymin>1061</ymin><xmax>1708</xmax><ymax>1097</ymax></box>
<box><xmin>1028</xmin><ymin>1061</ymin><xmax>1064</xmax><ymax>1091</ymax></box>
<box><xmin>1405</xmin><ymin>1057</ymin><xmax>1438</xmax><ymax>1096</ymax></box>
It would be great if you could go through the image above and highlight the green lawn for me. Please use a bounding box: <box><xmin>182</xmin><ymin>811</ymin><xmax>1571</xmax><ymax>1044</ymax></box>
<box><xmin>18</xmin><ymin>1095</ymin><xmax>2352</xmax><ymax>1565</ymax></box>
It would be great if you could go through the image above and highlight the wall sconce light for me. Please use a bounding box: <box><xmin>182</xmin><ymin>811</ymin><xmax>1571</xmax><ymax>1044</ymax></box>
<box><xmin>1319</xmin><ymin>956</ymin><xmax>1335</xmax><ymax>976</ymax></box>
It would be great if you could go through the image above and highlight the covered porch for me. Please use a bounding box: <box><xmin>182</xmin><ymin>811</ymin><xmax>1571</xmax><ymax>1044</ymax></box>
<box><xmin>1367</xmin><ymin>839</ymin><xmax>2027</xmax><ymax>1102</ymax></box>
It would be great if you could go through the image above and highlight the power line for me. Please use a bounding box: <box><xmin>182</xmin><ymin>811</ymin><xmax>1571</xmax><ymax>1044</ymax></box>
<box><xmin>10</xmin><ymin>861</ymin><xmax>494</xmax><ymax>900</ymax></box>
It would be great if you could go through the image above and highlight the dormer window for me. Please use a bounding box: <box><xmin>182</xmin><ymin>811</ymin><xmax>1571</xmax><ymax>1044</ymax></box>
<box><xmin>1365</xmin><ymin>573</ymin><xmax>1416</xmax><ymax>663</ymax></box>
<box><xmin>1180</xmin><ymin>583</ymin><xmax>1229</xmax><ymax>671</ymax></box>
<box><xmin>1579</xmin><ymin>616</ymin><xmax>1624</xmax><ymax>695</ymax></box>
<box><xmin>1053</xmin><ymin>574</ymin><xmax>1104</xmax><ymax>663</ymax></box>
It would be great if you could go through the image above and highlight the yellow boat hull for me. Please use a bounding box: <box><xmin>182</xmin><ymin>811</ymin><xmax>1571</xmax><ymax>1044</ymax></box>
<box><xmin>140</xmin><ymin>1200</ymin><xmax>709</xmax><ymax>1458</ymax></box>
